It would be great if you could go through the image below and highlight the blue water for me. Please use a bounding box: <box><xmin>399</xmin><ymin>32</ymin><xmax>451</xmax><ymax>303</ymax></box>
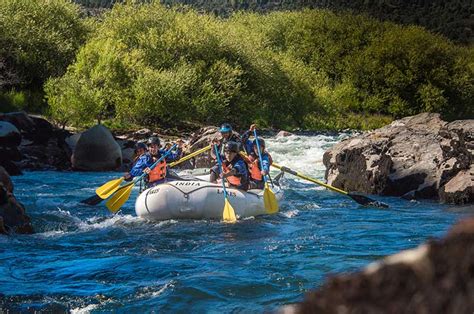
<box><xmin>1</xmin><ymin>135</ymin><xmax>471</xmax><ymax>313</ymax></box>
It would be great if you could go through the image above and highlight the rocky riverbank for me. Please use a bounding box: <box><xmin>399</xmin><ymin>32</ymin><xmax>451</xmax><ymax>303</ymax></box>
<box><xmin>324</xmin><ymin>113</ymin><xmax>473</xmax><ymax>205</ymax></box>
<box><xmin>294</xmin><ymin>217</ymin><xmax>474</xmax><ymax>313</ymax></box>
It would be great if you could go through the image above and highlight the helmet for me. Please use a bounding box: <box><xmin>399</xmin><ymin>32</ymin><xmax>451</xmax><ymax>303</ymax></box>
<box><xmin>224</xmin><ymin>141</ymin><xmax>239</xmax><ymax>153</ymax></box>
<box><xmin>219</xmin><ymin>123</ymin><xmax>232</xmax><ymax>133</ymax></box>
<box><xmin>147</xmin><ymin>136</ymin><xmax>160</xmax><ymax>146</ymax></box>
<box><xmin>134</xmin><ymin>142</ymin><xmax>147</xmax><ymax>151</ymax></box>
<box><xmin>252</xmin><ymin>138</ymin><xmax>265</xmax><ymax>148</ymax></box>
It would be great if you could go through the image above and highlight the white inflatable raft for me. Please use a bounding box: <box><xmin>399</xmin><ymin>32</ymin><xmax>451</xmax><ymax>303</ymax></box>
<box><xmin>135</xmin><ymin>179</ymin><xmax>283</xmax><ymax>221</ymax></box>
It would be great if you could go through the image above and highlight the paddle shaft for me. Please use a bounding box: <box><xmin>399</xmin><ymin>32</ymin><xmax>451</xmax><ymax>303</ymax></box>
<box><xmin>271</xmin><ymin>162</ymin><xmax>348</xmax><ymax>195</ymax></box>
<box><xmin>169</xmin><ymin>145</ymin><xmax>211</xmax><ymax>168</ymax></box>
<box><xmin>214</xmin><ymin>144</ymin><xmax>229</xmax><ymax>199</ymax></box>
<box><xmin>253</xmin><ymin>129</ymin><xmax>268</xmax><ymax>185</ymax></box>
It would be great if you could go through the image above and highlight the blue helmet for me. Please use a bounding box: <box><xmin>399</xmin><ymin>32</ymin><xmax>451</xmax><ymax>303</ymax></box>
<box><xmin>219</xmin><ymin>123</ymin><xmax>232</xmax><ymax>133</ymax></box>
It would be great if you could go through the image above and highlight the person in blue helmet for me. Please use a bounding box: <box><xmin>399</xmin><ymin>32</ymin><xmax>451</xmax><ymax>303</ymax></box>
<box><xmin>210</xmin><ymin>123</ymin><xmax>242</xmax><ymax>181</ymax></box>
<box><xmin>124</xmin><ymin>142</ymin><xmax>151</xmax><ymax>181</ymax></box>
<box><xmin>210</xmin><ymin>123</ymin><xmax>242</xmax><ymax>160</ymax></box>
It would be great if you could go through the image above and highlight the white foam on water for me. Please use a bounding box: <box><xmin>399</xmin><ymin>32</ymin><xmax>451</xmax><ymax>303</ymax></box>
<box><xmin>77</xmin><ymin>214</ymin><xmax>142</xmax><ymax>231</ymax></box>
<box><xmin>281</xmin><ymin>209</ymin><xmax>300</xmax><ymax>218</ymax></box>
<box><xmin>71</xmin><ymin>304</ymin><xmax>99</xmax><ymax>314</ymax></box>
<box><xmin>37</xmin><ymin>230</ymin><xmax>67</xmax><ymax>238</ymax></box>
<box><xmin>266</xmin><ymin>133</ymin><xmax>349</xmax><ymax>180</ymax></box>
<box><xmin>136</xmin><ymin>280</ymin><xmax>176</xmax><ymax>299</ymax></box>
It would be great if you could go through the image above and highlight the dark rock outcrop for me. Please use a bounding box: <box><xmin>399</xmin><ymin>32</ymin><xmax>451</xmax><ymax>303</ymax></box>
<box><xmin>0</xmin><ymin>166</ymin><xmax>34</xmax><ymax>234</ymax></box>
<box><xmin>186</xmin><ymin>126</ymin><xmax>220</xmax><ymax>169</ymax></box>
<box><xmin>0</xmin><ymin>121</ymin><xmax>22</xmax><ymax>175</ymax></box>
<box><xmin>323</xmin><ymin>113</ymin><xmax>473</xmax><ymax>204</ymax></box>
<box><xmin>72</xmin><ymin>125</ymin><xmax>122</xmax><ymax>171</ymax></box>
<box><xmin>0</xmin><ymin>111</ymin><xmax>72</xmax><ymax>174</ymax></box>
<box><xmin>296</xmin><ymin>217</ymin><xmax>474</xmax><ymax>314</ymax></box>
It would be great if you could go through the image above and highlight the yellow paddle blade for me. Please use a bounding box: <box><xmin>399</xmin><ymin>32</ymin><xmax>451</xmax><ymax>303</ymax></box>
<box><xmin>96</xmin><ymin>177</ymin><xmax>124</xmax><ymax>199</ymax></box>
<box><xmin>223</xmin><ymin>198</ymin><xmax>237</xmax><ymax>223</ymax></box>
<box><xmin>263</xmin><ymin>182</ymin><xmax>279</xmax><ymax>214</ymax></box>
<box><xmin>105</xmin><ymin>183</ymin><xmax>133</xmax><ymax>213</ymax></box>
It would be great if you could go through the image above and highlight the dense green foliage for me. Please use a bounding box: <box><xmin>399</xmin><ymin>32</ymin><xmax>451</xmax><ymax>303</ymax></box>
<box><xmin>74</xmin><ymin>0</ymin><xmax>473</xmax><ymax>45</ymax></box>
<box><xmin>46</xmin><ymin>3</ymin><xmax>473</xmax><ymax>129</ymax></box>
<box><xmin>0</xmin><ymin>0</ymin><xmax>90</xmax><ymax>112</ymax></box>
<box><xmin>1</xmin><ymin>1</ymin><xmax>471</xmax><ymax>130</ymax></box>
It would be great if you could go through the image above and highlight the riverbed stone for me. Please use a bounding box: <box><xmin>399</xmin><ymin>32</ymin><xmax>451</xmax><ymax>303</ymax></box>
<box><xmin>323</xmin><ymin>113</ymin><xmax>474</xmax><ymax>204</ymax></box>
<box><xmin>439</xmin><ymin>165</ymin><xmax>474</xmax><ymax>205</ymax></box>
<box><xmin>72</xmin><ymin>125</ymin><xmax>122</xmax><ymax>171</ymax></box>
<box><xmin>0</xmin><ymin>166</ymin><xmax>34</xmax><ymax>234</ymax></box>
<box><xmin>0</xmin><ymin>121</ymin><xmax>21</xmax><ymax>146</ymax></box>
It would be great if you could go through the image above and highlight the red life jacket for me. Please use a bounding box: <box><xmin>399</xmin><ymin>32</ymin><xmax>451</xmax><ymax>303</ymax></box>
<box><xmin>247</xmin><ymin>153</ymin><xmax>273</xmax><ymax>181</ymax></box>
<box><xmin>222</xmin><ymin>162</ymin><xmax>241</xmax><ymax>186</ymax></box>
<box><xmin>148</xmin><ymin>159</ymin><xmax>167</xmax><ymax>183</ymax></box>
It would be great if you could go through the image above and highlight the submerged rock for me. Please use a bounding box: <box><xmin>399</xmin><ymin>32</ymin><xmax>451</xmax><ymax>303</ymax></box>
<box><xmin>323</xmin><ymin>113</ymin><xmax>473</xmax><ymax>204</ymax></box>
<box><xmin>295</xmin><ymin>217</ymin><xmax>474</xmax><ymax>313</ymax></box>
<box><xmin>72</xmin><ymin>125</ymin><xmax>122</xmax><ymax>171</ymax></box>
<box><xmin>0</xmin><ymin>166</ymin><xmax>33</xmax><ymax>234</ymax></box>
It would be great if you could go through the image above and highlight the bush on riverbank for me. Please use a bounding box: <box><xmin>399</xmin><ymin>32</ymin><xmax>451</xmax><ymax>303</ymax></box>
<box><xmin>0</xmin><ymin>0</ymin><xmax>90</xmax><ymax>113</ymax></box>
<box><xmin>2</xmin><ymin>1</ymin><xmax>471</xmax><ymax>130</ymax></box>
<box><xmin>46</xmin><ymin>3</ymin><xmax>473</xmax><ymax>130</ymax></box>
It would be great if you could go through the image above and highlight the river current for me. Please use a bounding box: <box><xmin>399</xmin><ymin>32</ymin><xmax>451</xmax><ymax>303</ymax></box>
<box><xmin>1</xmin><ymin>134</ymin><xmax>470</xmax><ymax>313</ymax></box>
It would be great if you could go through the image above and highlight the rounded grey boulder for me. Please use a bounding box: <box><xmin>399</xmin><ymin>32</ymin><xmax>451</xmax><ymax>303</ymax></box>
<box><xmin>72</xmin><ymin>125</ymin><xmax>122</xmax><ymax>171</ymax></box>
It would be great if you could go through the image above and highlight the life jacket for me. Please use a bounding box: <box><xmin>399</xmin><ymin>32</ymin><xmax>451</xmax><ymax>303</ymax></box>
<box><xmin>148</xmin><ymin>157</ymin><xmax>167</xmax><ymax>183</ymax></box>
<box><xmin>221</xmin><ymin>155</ymin><xmax>249</xmax><ymax>190</ymax></box>
<box><xmin>222</xmin><ymin>162</ymin><xmax>241</xmax><ymax>186</ymax></box>
<box><xmin>247</xmin><ymin>152</ymin><xmax>273</xmax><ymax>181</ymax></box>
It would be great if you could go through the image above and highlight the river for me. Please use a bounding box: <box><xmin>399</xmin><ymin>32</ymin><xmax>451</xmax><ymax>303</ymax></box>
<box><xmin>1</xmin><ymin>134</ymin><xmax>469</xmax><ymax>312</ymax></box>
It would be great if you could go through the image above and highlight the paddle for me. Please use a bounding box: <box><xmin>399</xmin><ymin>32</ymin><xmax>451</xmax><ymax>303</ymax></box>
<box><xmin>105</xmin><ymin>144</ymin><xmax>178</xmax><ymax>214</ymax></box>
<box><xmin>79</xmin><ymin>176</ymin><xmax>124</xmax><ymax>205</ymax></box>
<box><xmin>214</xmin><ymin>144</ymin><xmax>237</xmax><ymax>222</ymax></box>
<box><xmin>271</xmin><ymin>162</ymin><xmax>389</xmax><ymax>208</ymax></box>
<box><xmin>168</xmin><ymin>145</ymin><xmax>211</xmax><ymax>167</ymax></box>
<box><xmin>80</xmin><ymin>144</ymin><xmax>211</xmax><ymax>205</ymax></box>
<box><xmin>253</xmin><ymin>130</ymin><xmax>279</xmax><ymax>214</ymax></box>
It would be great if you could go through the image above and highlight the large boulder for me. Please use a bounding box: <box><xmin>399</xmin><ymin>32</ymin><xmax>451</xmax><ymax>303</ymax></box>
<box><xmin>439</xmin><ymin>165</ymin><xmax>474</xmax><ymax>205</ymax></box>
<box><xmin>295</xmin><ymin>218</ymin><xmax>474</xmax><ymax>313</ymax></box>
<box><xmin>72</xmin><ymin>125</ymin><xmax>122</xmax><ymax>171</ymax></box>
<box><xmin>0</xmin><ymin>166</ymin><xmax>33</xmax><ymax>234</ymax></box>
<box><xmin>0</xmin><ymin>121</ymin><xmax>22</xmax><ymax>175</ymax></box>
<box><xmin>0</xmin><ymin>121</ymin><xmax>21</xmax><ymax>146</ymax></box>
<box><xmin>186</xmin><ymin>126</ymin><xmax>220</xmax><ymax>168</ymax></box>
<box><xmin>0</xmin><ymin>112</ymin><xmax>72</xmax><ymax>172</ymax></box>
<box><xmin>323</xmin><ymin>113</ymin><xmax>474</xmax><ymax>204</ymax></box>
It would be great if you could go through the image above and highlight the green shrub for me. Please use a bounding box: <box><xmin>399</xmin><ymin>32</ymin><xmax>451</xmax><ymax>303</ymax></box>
<box><xmin>0</xmin><ymin>0</ymin><xmax>89</xmax><ymax>89</ymax></box>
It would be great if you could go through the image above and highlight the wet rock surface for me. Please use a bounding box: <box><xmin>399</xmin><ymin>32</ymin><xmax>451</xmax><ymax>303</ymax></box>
<box><xmin>0</xmin><ymin>111</ymin><xmax>72</xmax><ymax>175</ymax></box>
<box><xmin>296</xmin><ymin>217</ymin><xmax>474</xmax><ymax>314</ymax></box>
<box><xmin>323</xmin><ymin>113</ymin><xmax>474</xmax><ymax>204</ymax></box>
<box><xmin>0</xmin><ymin>166</ymin><xmax>33</xmax><ymax>235</ymax></box>
<box><xmin>72</xmin><ymin>125</ymin><xmax>122</xmax><ymax>171</ymax></box>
